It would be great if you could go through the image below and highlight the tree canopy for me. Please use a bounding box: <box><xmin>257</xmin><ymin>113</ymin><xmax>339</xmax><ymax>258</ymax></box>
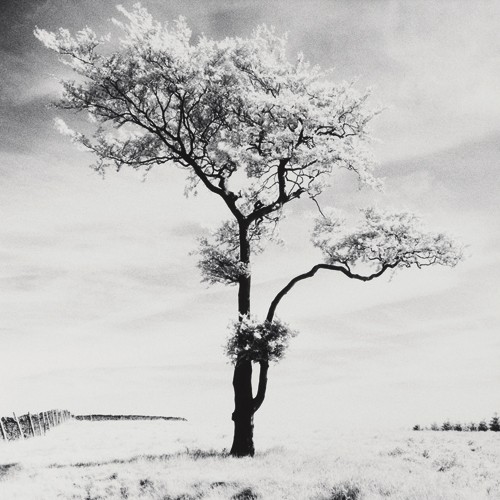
<box><xmin>35</xmin><ymin>4</ymin><xmax>379</xmax><ymax>223</ymax></box>
<box><xmin>35</xmin><ymin>4</ymin><xmax>461</xmax><ymax>309</ymax></box>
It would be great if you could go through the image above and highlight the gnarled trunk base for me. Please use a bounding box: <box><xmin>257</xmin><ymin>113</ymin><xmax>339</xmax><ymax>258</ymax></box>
<box><xmin>230</xmin><ymin>411</ymin><xmax>255</xmax><ymax>457</ymax></box>
<box><xmin>230</xmin><ymin>359</ymin><xmax>255</xmax><ymax>457</ymax></box>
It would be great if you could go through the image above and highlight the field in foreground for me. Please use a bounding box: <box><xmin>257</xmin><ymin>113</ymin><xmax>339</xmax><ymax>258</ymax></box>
<box><xmin>1</xmin><ymin>419</ymin><xmax>499</xmax><ymax>500</ymax></box>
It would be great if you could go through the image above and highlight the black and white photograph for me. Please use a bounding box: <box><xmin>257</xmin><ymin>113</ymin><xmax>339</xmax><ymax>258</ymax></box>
<box><xmin>1</xmin><ymin>1</ymin><xmax>499</xmax><ymax>498</ymax></box>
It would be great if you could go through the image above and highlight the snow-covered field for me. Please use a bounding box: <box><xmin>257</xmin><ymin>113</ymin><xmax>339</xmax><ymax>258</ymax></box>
<box><xmin>1</xmin><ymin>419</ymin><xmax>499</xmax><ymax>499</ymax></box>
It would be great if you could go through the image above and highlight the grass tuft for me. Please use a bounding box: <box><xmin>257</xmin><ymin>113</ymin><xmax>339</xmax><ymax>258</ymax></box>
<box><xmin>386</xmin><ymin>446</ymin><xmax>405</xmax><ymax>456</ymax></box>
<box><xmin>184</xmin><ymin>448</ymin><xmax>229</xmax><ymax>460</ymax></box>
<box><xmin>433</xmin><ymin>453</ymin><xmax>459</xmax><ymax>472</ymax></box>
<box><xmin>231</xmin><ymin>486</ymin><xmax>260</xmax><ymax>499</ymax></box>
<box><xmin>0</xmin><ymin>463</ymin><xmax>21</xmax><ymax>479</ymax></box>
<box><xmin>139</xmin><ymin>478</ymin><xmax>154</xmax><ymax>491</ymax></box>
<box><xmin>326</xmin><ymin>480</ymin><xmax>361</xmax><ymax>500</ymax></box>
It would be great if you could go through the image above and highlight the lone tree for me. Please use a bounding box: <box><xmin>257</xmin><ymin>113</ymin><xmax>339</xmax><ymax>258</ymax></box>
<box><xmin>36</xmin><ymin>4</ymin><xmax>462</xmax><ymax>457</ymax></box>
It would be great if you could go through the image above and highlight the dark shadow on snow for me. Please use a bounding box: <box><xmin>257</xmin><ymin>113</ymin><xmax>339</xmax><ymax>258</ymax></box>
<box><xmin>48</xmin><ymin>446</ymin><xmax>283</xmax><ymax>469</ymax></box>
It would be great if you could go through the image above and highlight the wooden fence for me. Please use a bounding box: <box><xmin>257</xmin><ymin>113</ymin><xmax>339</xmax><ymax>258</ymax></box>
<box><xmin>0</xmin><ymin>410</ymin><xmax>71</xmax><ymax>441</ymax></box>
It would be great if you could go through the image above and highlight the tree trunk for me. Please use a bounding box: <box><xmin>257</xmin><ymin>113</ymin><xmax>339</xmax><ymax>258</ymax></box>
<box><xmin>231</xmin><ymin>413</ymin><xmax>255</xmax><ymax>457</ymax></box>
<box><xmin>230</xmin><ymin>222</ymin><xmax>257</xmax><ymax>457</ymax></box>
<box><xmin>230</xmin><ymin>358</ymin><xmax>255</xmax><ymax>457</ymax></box>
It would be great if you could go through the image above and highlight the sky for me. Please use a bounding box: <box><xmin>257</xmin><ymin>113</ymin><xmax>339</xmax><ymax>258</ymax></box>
<box><xmin>1</xmin><ymin>0</ymin><xmax>499</xmax><ymax>435</ymax></box>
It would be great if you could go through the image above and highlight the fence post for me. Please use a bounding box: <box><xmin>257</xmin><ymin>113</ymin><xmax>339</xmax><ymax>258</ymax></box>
<box><xmin>0</xmin><ymin>417</ymin><xmax>7</xmax><ymax>441</ymax></box>
<box><xmin>35</xmin><ymin>414</ymin><xmax>42</xmax><ymax>436</ymax></box>
<box><xmin>28</xmin><ymin>412</ymin><xmax>35</xmax><ymax>437</ymax></box>
<box><xmin>13</xmin><ymin>413</ymin><xmax>24</xmax><ymax>440</ymax></box>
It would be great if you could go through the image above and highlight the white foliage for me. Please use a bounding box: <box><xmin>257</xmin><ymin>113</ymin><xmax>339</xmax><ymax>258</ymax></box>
<box><xmin>225</xmin><ymin>315</ymin><xmax>297</xmax><ymax>363</ymax></box>
<box><xmin>195</xmin><ymin>219</ymin><xmax>280</xmax><ymax>286</ymax></box>
<box><xmin>196</xmin><ymin>220</ymin><xmax>246</xmax><ymax>286</ymax></box>
<box><xmin>35</xmin><ymin>4</ymin><xmax>383</xmax><ymax>207</ymax></box>
<box><xmin>312</xmin><ymin>207</ymin><xmax>463</xmax><ymax>270</ymax></box>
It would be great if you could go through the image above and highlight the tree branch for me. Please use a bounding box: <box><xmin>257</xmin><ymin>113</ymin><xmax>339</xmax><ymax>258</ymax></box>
<box><xmin>266</xmin><ymin>261</ymin><xmax>398</xmax><ymax>322</ymax></box>
<box><xmin>252</xmin><ymin>360</ymin><xmax>269</xmax><ymax>413</ymax></box>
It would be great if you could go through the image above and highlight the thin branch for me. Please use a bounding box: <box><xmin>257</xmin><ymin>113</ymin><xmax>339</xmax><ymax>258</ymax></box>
<box><xmin>311</xmin><ymin>196</ymin><xmax>327</xmax><ymax>219</ymax></box>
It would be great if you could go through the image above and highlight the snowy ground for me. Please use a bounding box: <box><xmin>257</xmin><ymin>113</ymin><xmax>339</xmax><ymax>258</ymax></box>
<box><xmin>0</xmin><ymin>419</ymin><xmax>499</xmax><ymax>499</ymax></box>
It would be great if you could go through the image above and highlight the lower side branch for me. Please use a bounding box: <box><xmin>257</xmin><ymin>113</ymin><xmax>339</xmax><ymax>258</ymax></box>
<box><xmin>253</xmin><ymin>360</ymin><xmax>269</xmax><ymax>413</ymax></box>
<box><xmin>266</xmin><ymin>262</ymin><xmax>397</xmax><ymax>322</ymax></box>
